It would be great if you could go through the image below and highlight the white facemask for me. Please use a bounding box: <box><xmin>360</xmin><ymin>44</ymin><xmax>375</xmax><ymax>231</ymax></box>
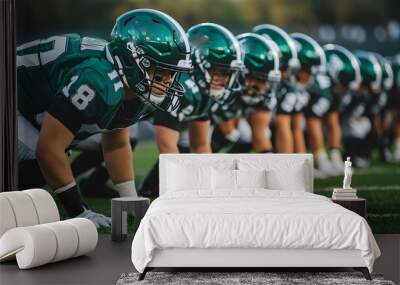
<box><xmin>209</xmin><ymin>88</ymin><xmax>225</xmax><ymax>100</ymax></box>
<box><xmin>241</xmin><ymin>95</ymin><xmax>263</xmax><ymax>105</ymax></box>
<box><xmin>148</xmin><ymin>93</ymin><xmax>166</xmax><ymax>105</ymax></box>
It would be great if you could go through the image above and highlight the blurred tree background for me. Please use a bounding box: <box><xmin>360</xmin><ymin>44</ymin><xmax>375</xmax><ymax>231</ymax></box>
<box><xmin>17</xmin><ymin>0</ymin><xmax>399</xmax><ymax>55</ymax></box>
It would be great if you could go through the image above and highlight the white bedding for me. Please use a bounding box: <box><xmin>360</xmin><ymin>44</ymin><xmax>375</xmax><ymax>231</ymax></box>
<box><xmin>131</xmin><ymin>190</ymin><xmax>380</xmax><ymax>273</ymax></box>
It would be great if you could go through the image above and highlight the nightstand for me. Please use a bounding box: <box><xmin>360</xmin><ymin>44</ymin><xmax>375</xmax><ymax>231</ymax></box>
<box><xmin>331</xmin><ymin>198</ymin><xmax>366</xmax><ymax>218</ymax></box>
<box><xmin>111</xmin><ymin>197</ymin><xmax>150</xmax><ymax>242</ymax></box>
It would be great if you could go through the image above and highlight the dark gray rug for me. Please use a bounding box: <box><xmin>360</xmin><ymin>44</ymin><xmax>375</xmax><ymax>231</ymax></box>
<box><xmin>116</xmin><ymin>271</ymin><xmax>396</xmax><ymax>285</ymax></box>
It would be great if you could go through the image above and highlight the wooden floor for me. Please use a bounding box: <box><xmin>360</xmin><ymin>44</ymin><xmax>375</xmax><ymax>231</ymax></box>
<box><xmin>0</xmin><ymin>235</ymin><xmax>399</xmax><ymax>285</ymax></box>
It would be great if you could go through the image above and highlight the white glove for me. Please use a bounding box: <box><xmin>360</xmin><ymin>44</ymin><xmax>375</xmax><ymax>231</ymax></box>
<box><xmin>77</xmin><ymin>208</ymin><xmax>111</xmax><ymax>228</ymax></box>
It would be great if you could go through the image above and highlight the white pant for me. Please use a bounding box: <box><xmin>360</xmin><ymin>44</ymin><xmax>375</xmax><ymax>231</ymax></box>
<box><xmin>18</xmin><ymin>113</ymin><xmax>39</xmax><ymax>161</ymax></box>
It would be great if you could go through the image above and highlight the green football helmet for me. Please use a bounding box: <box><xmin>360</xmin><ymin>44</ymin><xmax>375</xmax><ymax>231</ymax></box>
<box><xmin>252</xmin><ymin>24</ymin><xmax>300</xmax><ymax>74</ymax></box>
<box><xmin>389</xmin><ymin>55</ymin><xmax>400</xmax><ymax>90</ymax></box>
<box><xmin>372</xmin><ymin>53</ymin><xmax>394</xmax><ymax>92</ymax></box>
<box><xmin>236</xmin><ymin>33</ymin><xmax>281</xmax><ymax>105</ymax></box>
<box><xmin>323</xmin><ymin>44</ymin><xmax>362</xmax><ymax>91</ymax></box>
<box><xmin>187</xmin><ymin>23</ymin><xmax>245</xmax><ymax>101</ymax></box>
<box><xmin>290</xmin><ymin>33</ymin><xmax>326</xmax><ymax>74</ymax></box>
<box><xmin>106</xmin><ymin>9</ymin><xmax>192</xmax><ymax>111</ymax></box>
<box><xmin>355</xmin><ymin>50</ymin><xmax>383</xmax><ymax>93</ymax></box>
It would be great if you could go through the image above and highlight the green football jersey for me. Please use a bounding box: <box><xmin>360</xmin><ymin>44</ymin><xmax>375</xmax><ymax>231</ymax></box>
<box><xmin>153</xmin><ymin>73</ymin><xmax>214</xmax><ymax>131</ymax></box>
<box><xmin>17</xmin><ymin>34</ymin><xmax>154</xmax><ymax>146</ymax></box>
<box><xmin>210</xmin><ymin>96</ymin><xmax>242</xmax><ymax>124</ymax></box>
<box><xmin>275</xmin><ymin>81</ymin><xmax>299</xmax><ymax>115</ymax></box>
<box><xmin>210</xmin><ymin>86</ymin><xmax>276</xmax><ymax>125</ymax></box>
<box><xmin>172</xmin><ymin>73</ymin><xmax>214</xmax><ymax>122</ymax></box>
<box><xmin>340</xmin><ymin>91</ymin><xmax>371</xmax><ymax>118</ymax></box>
<box><xmin>304</xmin><ymin>73</ymin><xmax>333</xmax><ymax>118</ymax></box>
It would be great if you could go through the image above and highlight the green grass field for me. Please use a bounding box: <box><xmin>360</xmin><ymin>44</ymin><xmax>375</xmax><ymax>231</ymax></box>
<box><xmin>61</xmin><ymin>143</ymin><xmax>400</xmax><ymax>234</ymax></box>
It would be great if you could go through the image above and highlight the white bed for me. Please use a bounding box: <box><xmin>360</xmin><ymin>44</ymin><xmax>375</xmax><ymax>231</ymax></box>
<box><xmin>131</xmin><ymin>154</ymin><xmax>380</xmax><ymax>280</ymax></box>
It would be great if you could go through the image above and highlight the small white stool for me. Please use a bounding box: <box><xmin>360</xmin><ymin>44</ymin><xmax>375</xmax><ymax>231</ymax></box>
<box><xmin>111</xmin><ymin>197</ymin><xmax>150</xmax><ymax>242</ymax></box>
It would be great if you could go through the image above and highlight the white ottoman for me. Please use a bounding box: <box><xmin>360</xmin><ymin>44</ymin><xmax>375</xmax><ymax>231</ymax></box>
<box><xmin>0</xmin><ymin>189</ymin><xmax>98</xmax><ymax>269</ymax></box>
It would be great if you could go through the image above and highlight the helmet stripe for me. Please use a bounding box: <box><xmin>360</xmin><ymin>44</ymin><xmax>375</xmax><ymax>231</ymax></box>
<box><xmin>291</xmin><ymin>33</ymin><xmax>326</xmax><ymax>71</ymax></box>
<box><xmin>357</xmin><ymin>50</ymin><xmax>383</xmax><ymax>91</ymax></box>
<box><xmin>253</xmin><ymin>24</ymin><xmax>298</xmax><ymax>61</ymax></box>
<box><xmin>369</xmin><ymin>52</ymin><xmax>383</xmax><ymax>91</ymax></box>
<box><xmin>237</xmin><ymin>33</ymin><xmax>280</xmax><ymax>72</ymax></box>
<box><xmin>193</xmin><ymin>23</ymin><xmax>242</xmax><ymax>62</ymax></box>
<box><xmin>324</xmin><ymin>44</ymin><xmax>362</xmax><ymax>90</ymax></box>
<box><xmin>127</xmin><ymin>9</ymin><xmax>191</xmax><ymax>61</ymax></box>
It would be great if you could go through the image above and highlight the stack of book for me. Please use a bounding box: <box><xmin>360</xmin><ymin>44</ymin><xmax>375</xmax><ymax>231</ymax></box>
<box><xmin>332</xmin><ymin>188</ymin><xmax>358</xmax><ymax>200</ymax></box>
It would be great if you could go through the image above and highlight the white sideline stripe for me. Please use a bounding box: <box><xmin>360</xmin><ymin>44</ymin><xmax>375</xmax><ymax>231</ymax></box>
<box><xmin>316</xmin><ymin>185</ymin><xmax>400</xmax><ymax>192</ymax></box>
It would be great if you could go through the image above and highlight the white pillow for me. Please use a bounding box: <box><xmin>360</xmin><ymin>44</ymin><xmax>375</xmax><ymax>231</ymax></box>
<box><xmin>266</xmin><ymin>167</ymin><xmax>307</xmax><ymax>191</ymax></box>
<box><xmin>167</xmin><ymin>158</ymin><xmax>236</xmax><ymax>171</ymax></box>
<box><xmin>236</xmin><ymin>169</ymin><xmax>267</xmax><ymax>189</ymax></box>
<box><xmin>237</xmin><ymin>158</ymin><xmax>308</xmax><ymax>191</ymax></box>
<box><xmin>167</xmin><ymin>162</ymin><xmax>212</xmax><ymax>191</ymax></box>
<box><xmin>212</xmin><ymin>168</ymin><xmax>237</xmax><ymax>190</ymax></box>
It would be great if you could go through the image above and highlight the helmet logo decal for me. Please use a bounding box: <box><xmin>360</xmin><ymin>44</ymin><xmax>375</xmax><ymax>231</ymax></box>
<box><xmin>136</xmin><ymin>83</ymin><xmax>146</xmax><ymax>92</ymax></box>
<box><xmin>142</xmin><ymin>58</ymin><xmax>151</xmax><ymax>68</ymax></box>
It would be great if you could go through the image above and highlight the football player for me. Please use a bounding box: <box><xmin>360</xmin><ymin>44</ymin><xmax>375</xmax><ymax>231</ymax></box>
<box><xmin>17</xmin><ymin>9</ymin><xmax>192</xmax><ymax>227</ymax></box>
<box><xmin>210</xmin><ymin>33</ymin><xmax>281</xmax><ymax>154</ymax></box>
<box><xmin>341</xmin><ymin>51</ymin><xmax>383</xmax><ymax>167</ymax></box>
<box><xmin>69</xmin><ymin>124</ymin><xmax>140</xmax><ymax>198</ymax></box>
<box><xmin>323</xmin><ymin>44</ymin><xmax>362</xmax><ymax>174</ymax></box>
<box><xmin>253</xmin><ymin>24</ymin><xmax>301</xmax><ymax>153</ymax></box>
<box><xmin>138</xmin><ymin>23</ymin><xmax>244</xmax><ymax>197</ymax></box>
<box><xmin>389</xmin><ymin>55</ymin><xmax>400</xmax><ymax>161</ymax></box>
<box><xmin>371</xmin><ymin>52</ymin><xmax>394</xmax><ymax>162</ymax></box>
<box><xmin>290</xmin><ymin>34</ymin><xmax>332</xmax><ymax>176</ymax></box>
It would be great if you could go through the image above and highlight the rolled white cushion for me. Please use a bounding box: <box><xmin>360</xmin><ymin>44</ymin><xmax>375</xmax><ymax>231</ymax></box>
<box><xmin>0</xmin><ymin>191</ymin><xmax>39</xmax><ymax>227</ymax></box>
<box><xmin>42</xmin><ymin>221</ymin><xmax>79</xmax><ymax>262</ymax></box>
<box><xmin>0</xmin><ymin>225</ymin><xmax>57</xmax><ymax>268</ymax></box>
<box><xmin>23</xmin><ymin>189</ymin><xmax>60</xmax><ymax>223</ymax></box>
<box><xmin>65</xmin><ymin>218</ymin><xmax>98</xmax><ymax>257</ymax></box>
<box><xmin>0</xmin><ymin>218</ymin><xmax>98</xmax><ymax>269</ymax></box>
<box><xmin>0</xmin><ymin>196</ymin><xmax>17</xmax><ymax>237</ymax></box>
